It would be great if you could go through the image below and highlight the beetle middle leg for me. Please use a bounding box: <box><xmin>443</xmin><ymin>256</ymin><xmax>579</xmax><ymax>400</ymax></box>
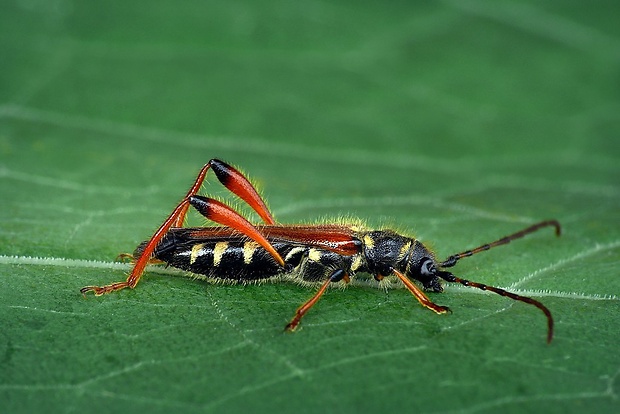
<box><xmin>285</xmin><ymin>269</ymin><xmax>347</xmax><ymax>332</ymax></box>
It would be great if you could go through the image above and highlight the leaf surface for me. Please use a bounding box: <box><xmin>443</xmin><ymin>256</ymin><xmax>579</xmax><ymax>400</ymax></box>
<box><xmin>1</xmin><ymin>1</ymin><xmax>619</xmax><ymax>413</ymax></box>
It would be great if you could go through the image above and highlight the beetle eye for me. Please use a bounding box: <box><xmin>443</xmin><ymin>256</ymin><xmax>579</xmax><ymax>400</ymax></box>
<box><xmin>421</xmin><ymin>259</ymin><xmax>436</xmax><ymax>276</ymax></box>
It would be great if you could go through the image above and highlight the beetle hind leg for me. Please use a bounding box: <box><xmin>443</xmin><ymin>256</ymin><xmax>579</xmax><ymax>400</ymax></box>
<box><xmin>80</xmin><ymin>158</ymin><xmax>280</xmax><ymax>296</ymax></box>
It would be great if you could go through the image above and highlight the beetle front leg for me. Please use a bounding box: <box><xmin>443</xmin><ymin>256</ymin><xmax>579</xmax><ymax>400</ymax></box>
<box><xmin>391</xmin><ymin>268</ymin><xmax>450</xmax><ymax>314</ymax></box>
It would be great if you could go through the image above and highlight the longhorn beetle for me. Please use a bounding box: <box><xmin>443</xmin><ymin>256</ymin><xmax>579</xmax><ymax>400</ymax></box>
<box><xmin>81</xmin><ymin>159</ymin><xmax>561</xmax><ymax>342</ymax></box>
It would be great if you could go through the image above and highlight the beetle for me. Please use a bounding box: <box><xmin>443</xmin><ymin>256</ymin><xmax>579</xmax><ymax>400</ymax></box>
<box><xmin>81</xmin><ymin>158</ymin><xmax>560</xmax><ymax>342</ymax></box>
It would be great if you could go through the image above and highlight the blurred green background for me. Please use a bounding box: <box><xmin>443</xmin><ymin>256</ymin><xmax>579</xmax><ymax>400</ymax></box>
<box><xmin>1</xmin><ymin>1</ymin><xmax>619</xmax><ymax>413</ymax></box>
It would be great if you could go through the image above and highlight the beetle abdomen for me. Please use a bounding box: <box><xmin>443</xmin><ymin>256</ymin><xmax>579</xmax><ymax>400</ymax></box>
<box><xmin>155</xmin><ymin>238</ymin><xmax>299</xmax><ymax>281</ymax></box>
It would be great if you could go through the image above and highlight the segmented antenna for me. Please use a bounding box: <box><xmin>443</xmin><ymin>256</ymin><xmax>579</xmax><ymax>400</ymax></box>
<box><xmin>439</xmin><ymin>220</ymin><xmax>561</xmax><ymax>268</ymax></box>
<box><xmin>437</xmin><ymin>270</ymin><xmax>554</xmax><ymax>343</ymax></box>
<box><xmin>436</xmin><ymin>220</ymin><xmax>561</xmax><ymax>343</ymax></box>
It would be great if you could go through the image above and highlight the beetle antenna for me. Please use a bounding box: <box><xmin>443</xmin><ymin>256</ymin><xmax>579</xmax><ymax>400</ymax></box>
<box><xmin>437</xmin><ymin>270</ymin><xmax>554</xmax><ymax>343</ymax></box>
<box><xmin>439</xmin><ymin>220</ymin><xmax>561</xmax><ymax>268</ymax></box>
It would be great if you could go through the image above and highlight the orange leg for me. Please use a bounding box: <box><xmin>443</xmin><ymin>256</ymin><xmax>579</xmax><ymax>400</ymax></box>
<box><xmin>208</xmin><ymin>159</ymin><xmax>275</xmax><ymax>225</ymax></box>
<box><xmin>392</xmin><ymin>268</ymin><xmax>450</xmax><ymax>314</ymax></box>
<box><xmin>189</xmin><ymin>196</ymin><xmax>284</xmax><ymax>266</ymax></box>
<box><xmin>116</xmin><ymin>252</ymin><xmax>163</xmax><ymax>265</ymax></box>
<box><xmin>172</xmin><ymin>159</ymin><xmax>275</xmax><ymax>228</ymax></box>
<box><xmin>81</xmin><ymin>159</ymin><xmax>279</xmax><ymax>296</ymax></box>
<box><xmin>285</xmin><ymin>269</ymin><xmax>346</xmax><ymax>331</ymax></box>
<box><xmin>81</xmin><ymin>198</ymin><xmax>193</xmax><ymax>295</ymax></box>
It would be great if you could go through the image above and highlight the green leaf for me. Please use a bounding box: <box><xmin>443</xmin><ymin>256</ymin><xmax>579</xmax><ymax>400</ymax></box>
<box><xmin>1</xmin><ymin>1</ymin><xmax>619</xmax><ymax>413</ymax></box>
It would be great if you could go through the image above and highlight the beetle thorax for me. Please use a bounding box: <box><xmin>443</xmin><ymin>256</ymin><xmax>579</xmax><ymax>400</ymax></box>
<box><xmin>361</xmin><ymin>230</ymin><xmax>415</xmax><ymax>276</ymax></box>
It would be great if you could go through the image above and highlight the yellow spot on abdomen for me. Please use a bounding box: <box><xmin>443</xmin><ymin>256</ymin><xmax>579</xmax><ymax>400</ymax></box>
<box><xmin>213</xmin><ymin>242</ymin><xmax>229</xmax><ymax>266</ymax></box>
<box><xmin>285</xmin><ymin>247</ymin><xmax>306</xmax><ymax>262</ymax></box>
<box><xmin>242</xmin><ymin>242</ymin><xmax>258</xmax><ymax>264</ymax></box>
<box><xmin>308</xmin><ymin>248</ymin><xmax>322</xmax><ymax>262</ymax></box>
<box><xmin>190</xmin><ymin>243</ymin><xmax>206</xmax><ymax>265</ymax></box>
